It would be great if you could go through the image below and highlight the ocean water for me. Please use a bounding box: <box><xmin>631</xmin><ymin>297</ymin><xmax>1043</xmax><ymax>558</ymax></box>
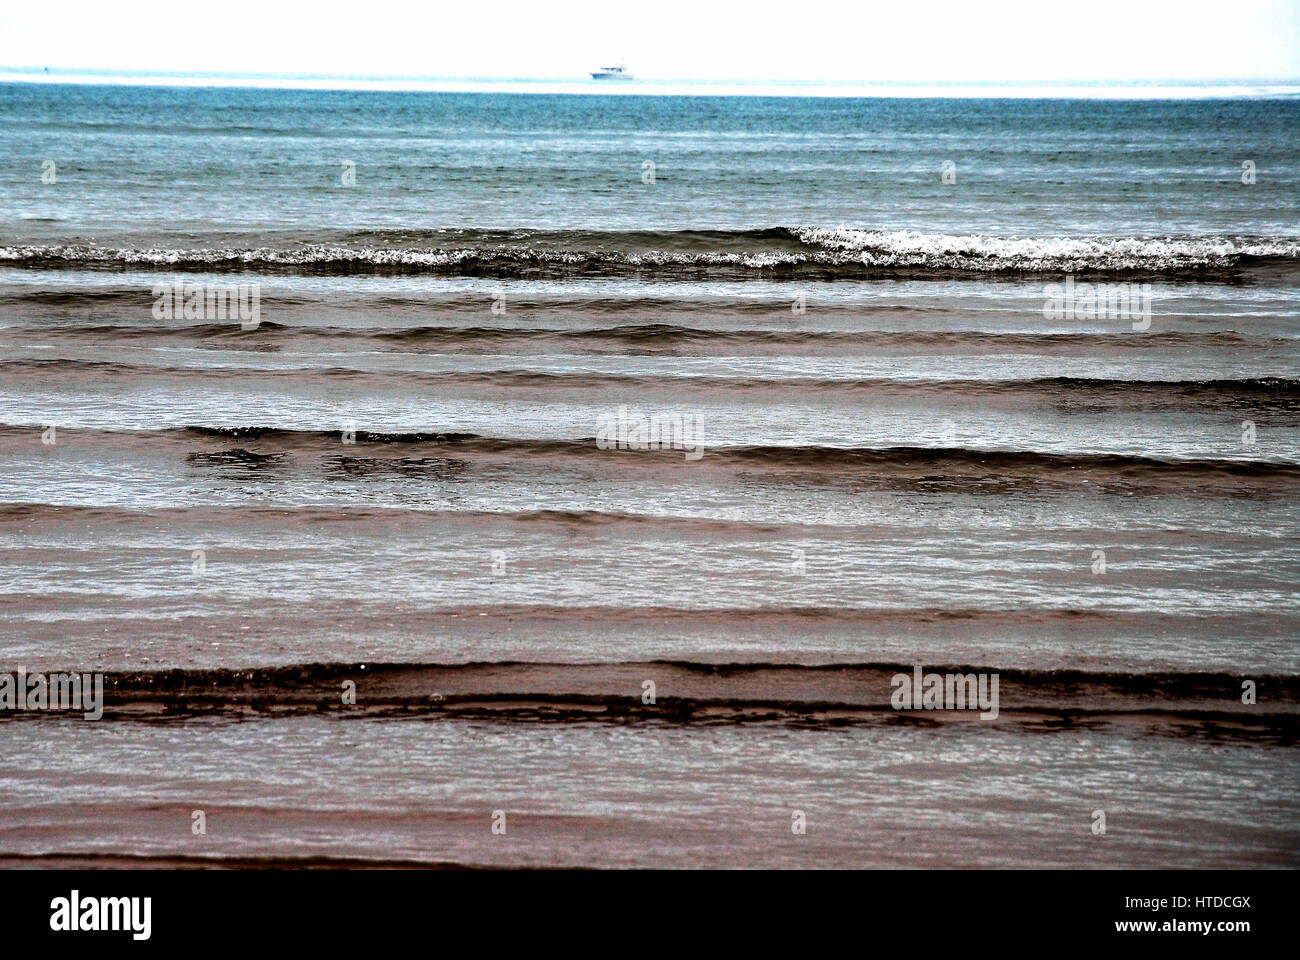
<box><xmin>0</xmin><ymin>83</ymin><xmax>1297</xmax><ymax>868</ymax></box>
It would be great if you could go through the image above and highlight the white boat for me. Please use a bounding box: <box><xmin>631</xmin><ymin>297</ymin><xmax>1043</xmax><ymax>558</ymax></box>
<box><xmin>590</xmin><ymin>64</ymin><xmax>633</xmax><ymax>80</ymax></box>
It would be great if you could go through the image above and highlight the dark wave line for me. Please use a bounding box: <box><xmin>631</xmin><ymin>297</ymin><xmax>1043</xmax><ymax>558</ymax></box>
<box><xmin>85</xmin><ymin>657</ymin><xmax>1300</xmax><ymax>689</ymax></box>
<box><xmin>0</xmin><ymin>501</ymin><xmax>830</xmax><ymax>535</ymax></box>
<box><xmin>184</xmin><ymin>429</ymin><xmax>1300</xmax><ymax>477</ymax></box>
<box><xmin>0</xmin><ymin>852</ymin><xmax>473</xmax><ymax>870</ymax></box>
<box><xmin>0</xmin><ymin>289</ymin><xmax>954</xmax><ymax>317</ymax></box>
<box><xmin>6</xmin><ymin>358</ymin><xmax>1298</xmax><ymax>409</ymax></box>
<box><xmin>3</xmin><ymin>254</ymin><xmax>1289</xmax><ymax>281</ymax></box>
<box><xmin>2</xmin><ymin>321</ymin><xmax>1288</xmax><ymax>352</ymax></box>
<box><xmin>0</xmin><ymin>589</ymin><xmax>1198</xmax><ymax>624</ymax></box>
<box><xmin>714</xmin><ymin>443</ymin><xmax>1300</xmax><ymax>476</ymax></box>
<box><xmin>3</xmin><ymin>423</ymin><xmax>1297</xmax><ymax>478</ymax></box>
<box><xmin>3</xmin><ymin>660</ymin><xmax>1290</xmax><ymax>732</ymax></box>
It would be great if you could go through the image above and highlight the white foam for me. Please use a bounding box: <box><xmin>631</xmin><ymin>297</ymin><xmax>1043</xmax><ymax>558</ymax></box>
<box><xmin>794</xmin><ymin>227</ymin><xmax>1300</xmax><ymax>270</ymax></box>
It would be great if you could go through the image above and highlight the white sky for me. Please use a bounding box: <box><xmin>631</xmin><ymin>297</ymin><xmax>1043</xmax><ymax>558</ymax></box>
<box><xmin>2</xmin><ymin>0</ymin><xmax>1298</xmax><ymax>83</ymax></box>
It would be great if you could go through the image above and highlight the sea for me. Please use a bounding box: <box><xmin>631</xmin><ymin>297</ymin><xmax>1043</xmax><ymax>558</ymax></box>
<box><xmin>0</xmin><ymin>80</ymin><xmax>1297</xmax><ymax>867</ymax></box>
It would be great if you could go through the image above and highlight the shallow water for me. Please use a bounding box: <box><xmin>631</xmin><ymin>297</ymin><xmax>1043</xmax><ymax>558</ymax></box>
<box><xmin>0</xmin><ymin>84</ymin><xmax>1296</xmax><ymax>867</ymax></box>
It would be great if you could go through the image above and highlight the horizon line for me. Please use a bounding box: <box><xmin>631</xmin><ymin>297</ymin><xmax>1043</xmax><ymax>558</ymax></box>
<box><xmin>3</xmin><ymin>68</ymin><xmax>1300</xmax><ymax>99</ymax></box>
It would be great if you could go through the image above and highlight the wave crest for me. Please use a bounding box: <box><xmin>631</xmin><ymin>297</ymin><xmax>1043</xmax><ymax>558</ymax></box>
<box><xmin>3</xmin><ymin>227</ymin><xmax>1297</xmax><ymax>277</ymax></box>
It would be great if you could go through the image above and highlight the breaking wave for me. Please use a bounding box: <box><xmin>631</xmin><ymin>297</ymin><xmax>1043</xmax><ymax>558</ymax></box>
<box><xmin>3</xmin><ymin>227</ymin><xmax>1298</xmax><ymax>278</ymax></box>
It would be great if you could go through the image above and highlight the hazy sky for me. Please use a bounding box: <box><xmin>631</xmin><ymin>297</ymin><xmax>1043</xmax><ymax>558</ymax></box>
<box><xmin>2</xmin><ymin>0</ymin><xmax>1298</xmax><ymax>83</ymax></box>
